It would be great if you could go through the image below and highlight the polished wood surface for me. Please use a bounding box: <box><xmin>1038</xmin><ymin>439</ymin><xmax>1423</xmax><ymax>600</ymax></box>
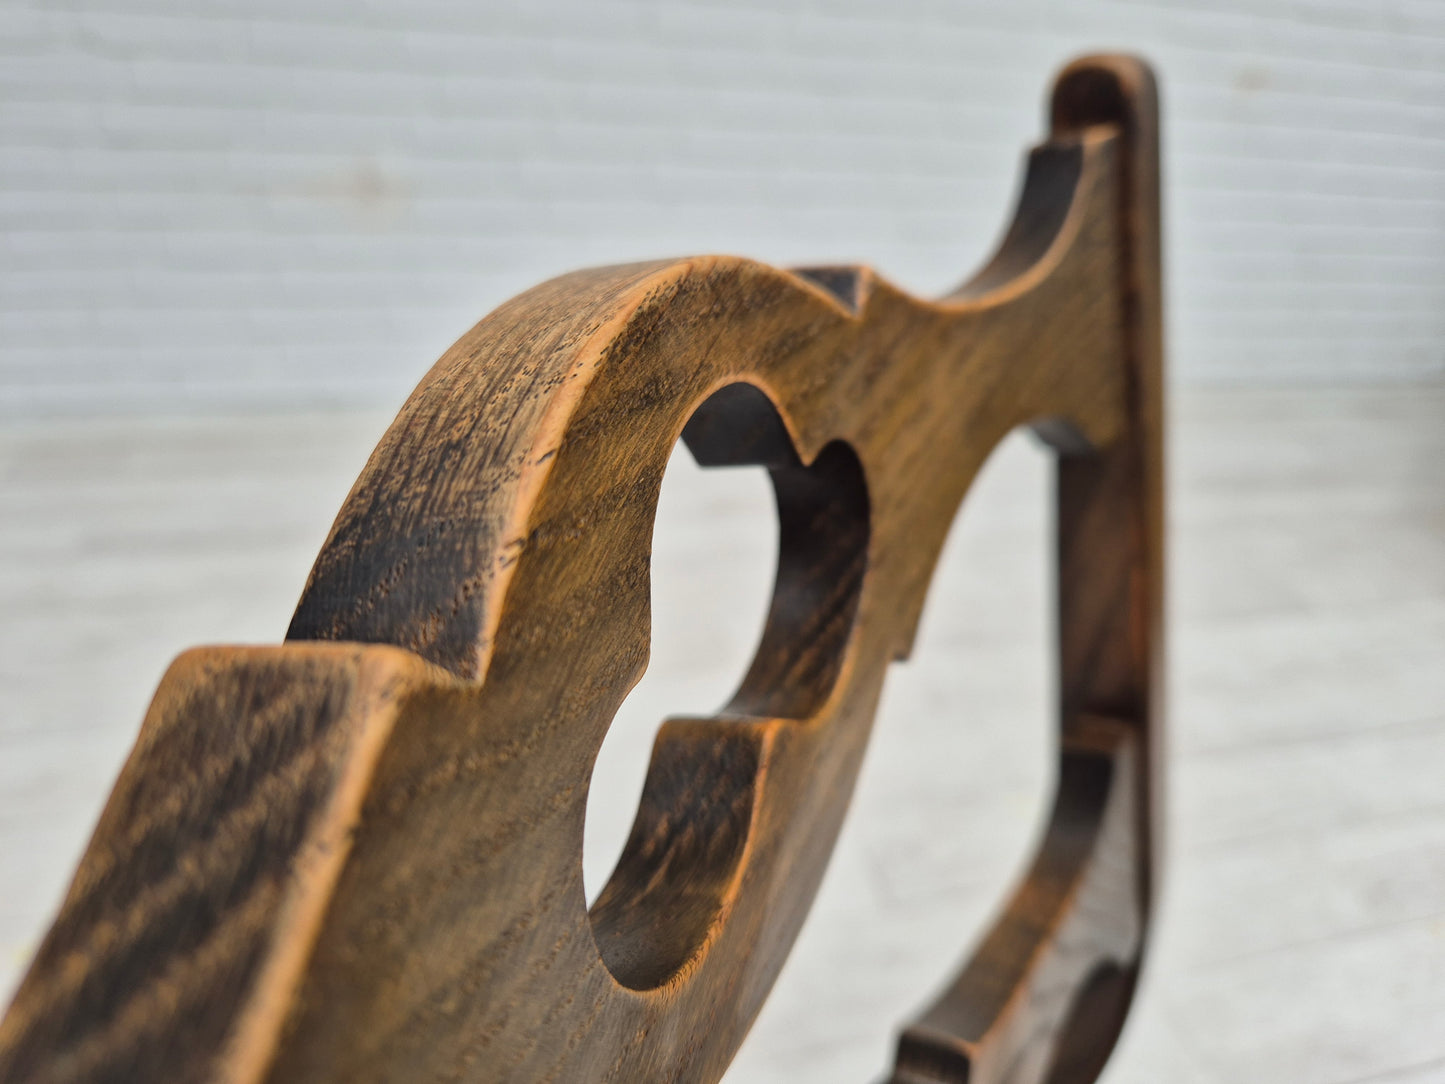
<box><xmin>0</xmin><ymin>55</ymin><xmax>1164</xmax><ymax>1084</ymax></box>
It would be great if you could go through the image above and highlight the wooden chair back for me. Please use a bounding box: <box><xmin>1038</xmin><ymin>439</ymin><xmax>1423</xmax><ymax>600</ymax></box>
<box><xmin>0</xmin><ymin>54</ymin><xmax>1164</xmax><ymax>1084</ymax></box>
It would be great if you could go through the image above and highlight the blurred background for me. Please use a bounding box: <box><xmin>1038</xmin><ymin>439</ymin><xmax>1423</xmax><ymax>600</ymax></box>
<box><xmin>2</xmin><ymin>1</ymin><xmax>1443</xmax><ymax>1081</ymax></box>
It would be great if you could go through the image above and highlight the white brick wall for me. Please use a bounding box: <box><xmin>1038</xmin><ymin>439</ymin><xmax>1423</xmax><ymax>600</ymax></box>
<box><xmin>1</xmin><ymin>0</ymin><xmax>1442</xmax><ymax>413</ymax></box>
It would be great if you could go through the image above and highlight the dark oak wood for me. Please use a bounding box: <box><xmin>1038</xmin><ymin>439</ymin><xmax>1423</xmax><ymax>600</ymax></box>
<box><xmin>0</xmin><ymin>55</ymin><xmax>1165</xmax><ymax>1084</ymax></box>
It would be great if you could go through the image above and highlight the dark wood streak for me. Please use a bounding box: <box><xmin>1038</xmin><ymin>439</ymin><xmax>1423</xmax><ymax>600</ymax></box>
<box><xmin>0</xmin><ymin>55</ymin><xmax>1164</xmax><ymax>1084</ymax></box>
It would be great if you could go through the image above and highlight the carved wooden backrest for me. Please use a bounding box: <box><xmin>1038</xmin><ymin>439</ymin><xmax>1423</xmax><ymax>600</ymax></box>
<box><xmin>0</xmin><ymin>54</ymin><xmax>1164</xmax><ymax>1084</ymax></box>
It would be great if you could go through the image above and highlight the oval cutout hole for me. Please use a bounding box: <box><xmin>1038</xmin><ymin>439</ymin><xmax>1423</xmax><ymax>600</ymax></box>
<box><xmin>582</xmin><ymin>439</ymin><xmax>777</xmax><ymax>906</ymax></box>
<box><xmin>723</xmin><ymin>429</ymin><xmax>1054</xmax><ymax>1081</ymax></box>
<box><xmin>584</xmin><ymin>384</ymin><xmax>870</xmax><ymax>991</ymax></box>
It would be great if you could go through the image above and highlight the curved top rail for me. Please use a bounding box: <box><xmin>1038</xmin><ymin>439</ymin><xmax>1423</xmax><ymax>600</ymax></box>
<box><xmin>285</xmin><ymin>121</ymin><xmax>1117</xmax><ymax>683</ymax></box>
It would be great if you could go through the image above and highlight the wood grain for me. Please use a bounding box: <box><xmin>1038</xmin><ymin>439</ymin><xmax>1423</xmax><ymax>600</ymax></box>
<box><xmin>0</xmin><ymin>55</ymin><xmax>1165</xmax><ymax>1084</ymax></box>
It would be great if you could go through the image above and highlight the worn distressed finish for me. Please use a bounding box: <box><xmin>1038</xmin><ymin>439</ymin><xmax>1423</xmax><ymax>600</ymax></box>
<box><xmin>0</xmin><ymin>55</ymin><xmax>1164</xmax><ymax>1084</ymax></box>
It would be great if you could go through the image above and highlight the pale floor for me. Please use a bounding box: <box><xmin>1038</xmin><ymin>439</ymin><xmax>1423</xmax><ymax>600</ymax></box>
<box><xmin>1</xmin><ymin>388</ymin><xmax>1442</xmax><ymax>1082</ymax></box>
